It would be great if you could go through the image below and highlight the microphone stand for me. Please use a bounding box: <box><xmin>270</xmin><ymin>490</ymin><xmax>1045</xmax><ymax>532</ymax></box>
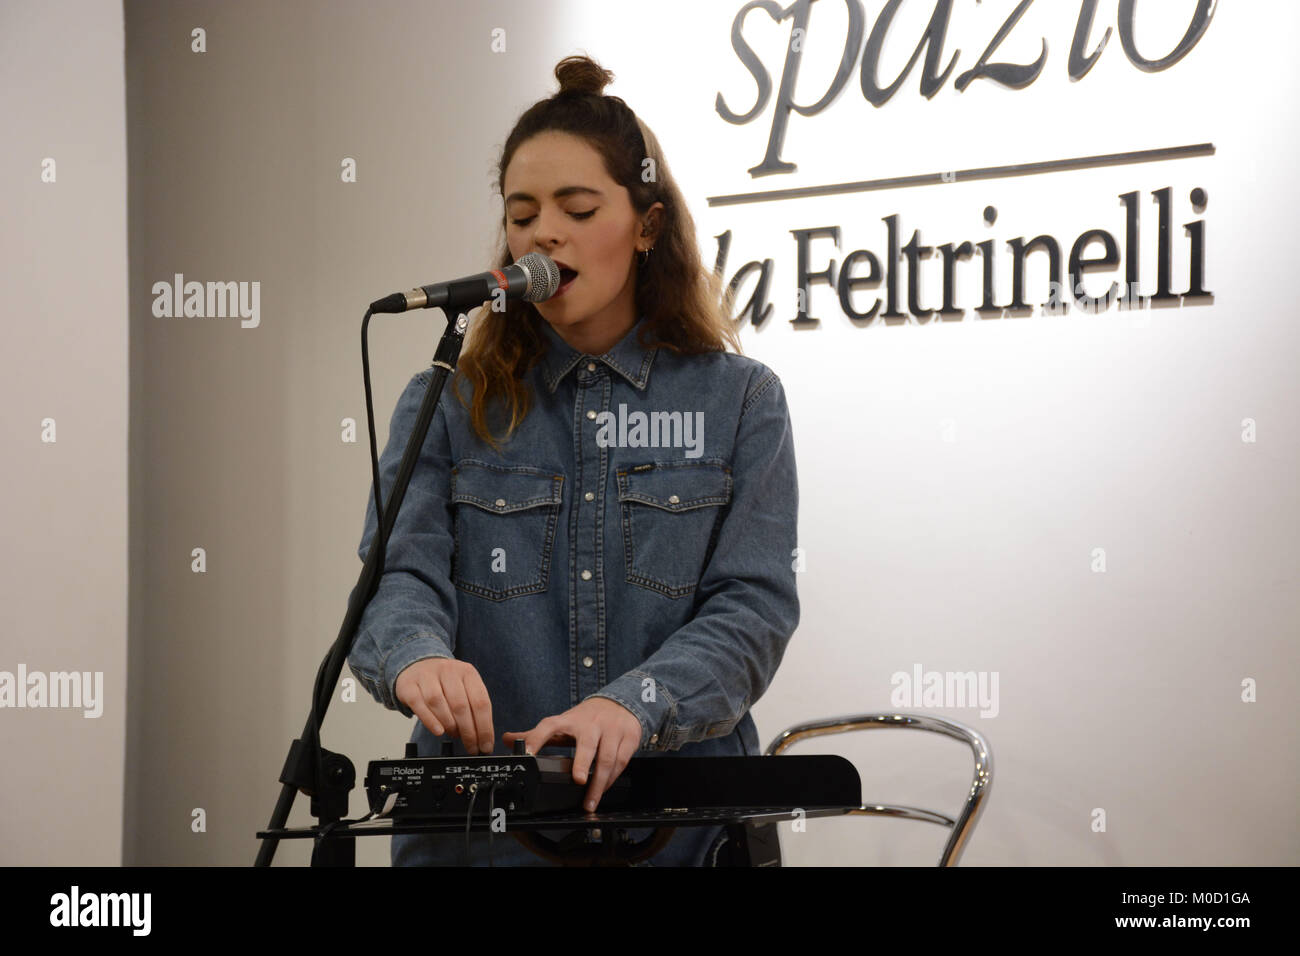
<box><xmin>254</xmin><ymin>308</ymin><xmax>471</xmax><ymax>867</ymax></box>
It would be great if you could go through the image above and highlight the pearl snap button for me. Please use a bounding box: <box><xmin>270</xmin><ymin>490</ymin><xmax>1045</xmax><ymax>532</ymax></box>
<box><xmin>495</xmin><ymin>498</ymin><xmax>506</xmax><ymax>508</ymax></box>
<box><xmin>650</xmin><ymin>734</ymin><xmax>658</xmax><ymax>745</ymax></box>
<box><xmin>584</xmin><ymin>491</ymin><xmax>594</xmax><ymax>501</ymax></box>
<box><xmin>668</xmin><ymin>495</ymin><xmax>679</xmax><ymax>504</ymax></box>
<box><xmin>586</xmin><ymin>410</ymin><xmax>597</xmax><ymax>420</ymax></box>
<box><xmin>586</xmin><ymin>362</ymin><xmax>596</xmax><ymax>371</ymax></box>
<box><xmin>582</xmin><ymin>656</ymin><xmax>593</xmax><ymax>668</ymax></box>
<box><xmin>581</xmin><ymin>569</ymin><xmax>592</xmax><ymax>580</ymax></box>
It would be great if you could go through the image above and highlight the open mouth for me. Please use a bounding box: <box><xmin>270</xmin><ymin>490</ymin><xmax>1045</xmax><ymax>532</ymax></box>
<box><xmin>556</xmin><ymin>268</ymin><xmax>579</xmax><ymax>294</ymax></box>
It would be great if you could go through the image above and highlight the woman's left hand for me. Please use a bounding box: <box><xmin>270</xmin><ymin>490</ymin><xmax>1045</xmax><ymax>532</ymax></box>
<box><xmin>503</xmin><ymin>697</ymin><xmax>643</xmax><ymax>812</ymax></box>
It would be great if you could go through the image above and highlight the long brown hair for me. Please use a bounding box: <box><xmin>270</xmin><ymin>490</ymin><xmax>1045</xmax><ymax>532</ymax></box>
<box><xmin>452</xmin><ymin>54</ymin><xmax>742</xmax><ymax>452</ymax></box>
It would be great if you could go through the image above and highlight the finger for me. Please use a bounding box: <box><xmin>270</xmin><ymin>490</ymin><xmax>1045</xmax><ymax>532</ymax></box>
<box><xmin>571</xmin><ymin>724</ymin><xmax>599</xmax><ymax>790</ymax></box>
<box><xmin>422</xmin><ymin>679</ymin><xmax>457</xmax><ymax>743</ymax></box>
<box><xmin>533</xmin><ymin>717</ymin><xmax>577</xmax><ymax>758</ymax></box>
<box><xmin>443</xmin><ymin>676</ymin><xmax>479</xmax><ymax>755</ymax></box>
<box><xmin>584</xmin><ymin>732</ymin><xmax>620</xmax><ymax>813</ymax></box>
<box><xmin>406</xmin><ymin>694</ymin><xmax>444</xmax><ymax>739</ymax></box>
<box><xmin>462</xmin><ymin>670</ymin><xmax>495</xmax><ymax>754</ymax></box>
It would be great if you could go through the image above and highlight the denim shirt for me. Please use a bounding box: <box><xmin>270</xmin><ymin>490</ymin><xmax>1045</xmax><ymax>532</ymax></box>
<box><xmin>347</xmin><ymin>315</ymin><xmax>799</xmax><ymax>847</ymax></box>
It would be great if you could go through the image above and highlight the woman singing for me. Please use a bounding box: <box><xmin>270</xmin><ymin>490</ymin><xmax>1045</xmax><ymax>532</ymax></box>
<box><xmin>348</xmin><ymin>54</ymin><xmax>800</xmax><ymax>866</ymax></box>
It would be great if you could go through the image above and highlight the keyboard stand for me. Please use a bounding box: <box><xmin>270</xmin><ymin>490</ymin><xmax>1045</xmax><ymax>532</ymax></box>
<box><xmin>256</xmin><ymin>804</ymin><xmax>856</xmax><ymax>867</ymax></box>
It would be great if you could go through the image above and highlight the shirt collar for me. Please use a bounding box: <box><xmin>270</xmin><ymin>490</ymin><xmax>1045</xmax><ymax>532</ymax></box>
<box><xmin>538</xmin><ymin>315</ymin><xmax>657</xmax><ymax>393</ymax></box>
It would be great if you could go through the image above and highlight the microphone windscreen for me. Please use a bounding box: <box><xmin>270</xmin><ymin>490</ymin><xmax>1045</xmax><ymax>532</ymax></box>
<box><xmin>515</xmin><ymin>252</ymin><xmax>561</xmax><ymax>302</ymax></box>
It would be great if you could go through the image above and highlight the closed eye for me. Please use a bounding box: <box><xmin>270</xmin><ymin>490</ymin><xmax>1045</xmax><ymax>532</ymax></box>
<box><xmin>510</xmin><ymin>209</ymin><xmax>597</xmax><ymax>227</ymax></box>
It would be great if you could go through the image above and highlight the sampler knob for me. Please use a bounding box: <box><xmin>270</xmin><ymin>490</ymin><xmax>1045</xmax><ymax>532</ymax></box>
<box><xmin>405</xmin><ymin>742</ymin><xmax>419</xmax><ymax>758</ymax></box>
<box><xmin>513</xmin><ymin>739</ymin><xmax>528</xmax><ymax>756</ymax></box>
<box><xmin>441</xmin><ymin>741</ymin><xmax>455</xmax><ymax>757</ymax></box>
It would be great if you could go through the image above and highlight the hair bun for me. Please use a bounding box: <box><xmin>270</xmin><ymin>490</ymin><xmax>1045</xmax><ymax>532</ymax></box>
<box><xmin>554</xmin><ymin>55</ymin><xmax>613</xmax><ymax>97</ymax></box>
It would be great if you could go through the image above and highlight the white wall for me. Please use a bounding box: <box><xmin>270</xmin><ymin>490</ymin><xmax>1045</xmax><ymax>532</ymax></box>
<box><xmin>0</xmin><ymin>1</ymin><xmax>128</xmax><ymax>865</ymax></box>
<box><xmin>687</xmin><ymin>0</ymin><xmax>1300</xmax><ymax>865</ymax></box>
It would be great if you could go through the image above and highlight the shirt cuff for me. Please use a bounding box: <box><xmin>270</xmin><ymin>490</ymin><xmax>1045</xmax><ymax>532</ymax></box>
<box><xmin>381</xmin><ymin>632</ymin><xmax>454</xmax><ymax>717</ymax></box>
<box><xmin>585</xmin><ymin>669</ymin><xmax>675</xmax><ymax>752</ymax></box>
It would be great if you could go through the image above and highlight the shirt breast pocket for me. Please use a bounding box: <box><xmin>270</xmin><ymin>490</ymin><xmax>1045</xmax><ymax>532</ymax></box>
<box><xmin>616</xmin><ymin>458</ymin><xmax>732</xmax><ymax>599</ymax></box>
<box><xmin>450</xmin><ymin>459</ymin><xmax>564</xmax><ymax>601</ymax></box>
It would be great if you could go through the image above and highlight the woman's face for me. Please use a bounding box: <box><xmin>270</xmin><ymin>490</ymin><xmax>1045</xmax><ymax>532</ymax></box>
<box><xmin>503</xmin><ymin>130</ymin><xmax>659</xmax><ymax>347</ymax></box>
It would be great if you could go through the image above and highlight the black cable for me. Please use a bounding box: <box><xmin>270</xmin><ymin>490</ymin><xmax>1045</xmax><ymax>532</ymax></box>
<box><xmin>304</xmin><ymin>307</ymin><xmax>387</xmax><ymax>799</ymax></box>
<box><xmin>487</xmin><ymin>781</ymin><xmax>500</xmax><ymax>868</ymax></box>
<box><xmin>464</xmin><ymin>784</ymin><xmax>480</xmax><ymax>867</ymax></box>
<box><xmin>360</xmin><ymin>308</ymin><xmax>386</xmax><ymax>534</ymax></box>
<box><xmin>285</xmin><ymin>306</ymin><xmax>443</xmax><ymax>866</ymax></box>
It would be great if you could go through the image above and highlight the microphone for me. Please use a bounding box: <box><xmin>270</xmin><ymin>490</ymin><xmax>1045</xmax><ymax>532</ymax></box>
<box><xmin>369</xmin><ymin>252</ymin><xmax>561</xmax><ymax>314</ymax></box>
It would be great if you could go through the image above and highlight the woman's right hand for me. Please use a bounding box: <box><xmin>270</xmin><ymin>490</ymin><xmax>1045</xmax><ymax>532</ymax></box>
<box><xmin>394</xmin><ymin>657</ymin><xmax>495</xmax><ymax>755</ymax></box>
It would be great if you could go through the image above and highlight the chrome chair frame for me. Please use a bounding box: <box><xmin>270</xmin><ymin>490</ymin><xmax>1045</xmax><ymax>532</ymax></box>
<box><xmin>765</xmin><ymin>713</ymin><xmax>993</xmax><ymax>866</ymax></box>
